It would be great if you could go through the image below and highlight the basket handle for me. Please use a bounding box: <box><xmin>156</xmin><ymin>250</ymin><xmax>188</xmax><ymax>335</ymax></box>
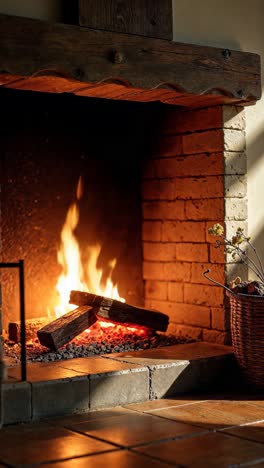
<box><xmin>203</xmin><ymin>269</ymin><xmax>235</xmax><ymax>294</ymax></box>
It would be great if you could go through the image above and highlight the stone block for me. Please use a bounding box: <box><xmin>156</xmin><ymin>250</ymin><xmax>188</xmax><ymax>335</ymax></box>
<box><xmin>225</xmin><ymin>198</ymin><xmax>248</xmax><ymax>220</ymax></box>
<box><xmin>224</xmin><ymin>220</ymin><xmax>248</xmax><ymax>239</ymax></box>
<box><xmin>223</xmin><ymin>106</ymin><xmax>246</xmax><ymax>130</ymax></box>
<box><xmin>32</xmin><ymin>376</ymin><xmax>90</xmax><ymax>420</ymax></box>
<box><xmin>3</xmin><ymin>382</ymin><xmax>32</xmax><ymax>424</ymax></box>
<box><xmin>224</xmin><ymin>175</ymin><xmax>247</xmax><ymax>198</ymax></box>
<box><xmin>150</xmin><ymin>361</ymin><xmax>189</xmax><ymax>399</ymax></box>
<box><xmin>90</xmin><ymin>368</ymin><xmax>149</xmax><ymax>410</ymax></box>
<box><xmin>224</xmin><ymin>152</ymin><xmax>247</xmax><ymax>175</ymax></box>
<box><xmin>224</xmin><ymin>129</ymin><xmax>246</xmax><ymax>152</ymax></box>
<box><xmin>150</xmin><ymin>354</ymin><xmax>233</xmax><ymax>397</ymax></box>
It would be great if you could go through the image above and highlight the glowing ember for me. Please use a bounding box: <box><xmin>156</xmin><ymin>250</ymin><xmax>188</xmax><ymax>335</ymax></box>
<box><xmin>54</xmin><ymin>177</ymin><xmax>125</xmax><ymax>319</ymax></box>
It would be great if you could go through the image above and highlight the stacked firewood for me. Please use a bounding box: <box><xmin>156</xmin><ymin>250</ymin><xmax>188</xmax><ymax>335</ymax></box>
<box><xmin>36</xmin><ymin>291</ymin><xmax>169</xmax><ymax>350</ymax></box>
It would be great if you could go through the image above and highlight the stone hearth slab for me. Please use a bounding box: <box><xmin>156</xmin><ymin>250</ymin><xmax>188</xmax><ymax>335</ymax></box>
<box><xmin>103</xmin><ymin>342</ymin><xmax>234</xmax><ymax>399</ymax></box>
<box><xmin>2</xmin><ymin>342</ymin><xmax>233</xmax><ymax>425</ymax></box>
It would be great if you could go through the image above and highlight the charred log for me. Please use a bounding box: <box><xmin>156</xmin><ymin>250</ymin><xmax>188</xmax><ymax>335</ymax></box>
<box><xmin>37</xmin><ymin>306</ymin><xmax>97</xmax><ymax>350</ymax></box>
<box><xmin>70</xmin><ymin>291</ymin><xmax>169</xmax><ymax>332</ymax></box>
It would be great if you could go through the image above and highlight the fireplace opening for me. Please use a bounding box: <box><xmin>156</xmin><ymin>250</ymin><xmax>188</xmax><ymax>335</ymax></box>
<box><xmin>1</xmin><ymin>85</ymin><xmax>245</xmax><ymax>364</ymax></box>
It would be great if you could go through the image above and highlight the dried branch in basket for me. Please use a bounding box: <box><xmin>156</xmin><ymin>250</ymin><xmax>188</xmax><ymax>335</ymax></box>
<box><xmin>37</xmin><ymin>306</ymin><xmax>97</xmax><ymax>350</ymax></box>
<box><xmin>206</xmin><ymin>223</ymin><xmax>264</xmax><ymax>296</ymax></box>
<box><xmin>70</xmin><ymin>290</ymin><xmax>169</xmax><ymax>332</ymax></box>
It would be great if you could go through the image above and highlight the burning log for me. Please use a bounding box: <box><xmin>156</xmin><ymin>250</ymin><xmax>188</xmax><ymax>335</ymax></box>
<box><xmin>70</xmin><ymin>291</ymin><xmax>169</xmax><ymax>332</ymax></box>
<box><xmin>37</xmin><ymin>306</ymin><xmax>97</xmax><ymax>350</ymax></box>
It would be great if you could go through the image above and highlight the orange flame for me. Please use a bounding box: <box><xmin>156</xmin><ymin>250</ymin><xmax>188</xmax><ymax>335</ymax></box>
<box><xmin>54</xmin><ymin>177</ymin><xmax>125</xmax><ymax>318</ymax></box>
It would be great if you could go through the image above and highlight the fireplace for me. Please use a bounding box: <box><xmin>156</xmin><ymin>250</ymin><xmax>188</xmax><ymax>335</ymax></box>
<box><xmin>0</xmin><ymin>11</ymin><xmax>261</xmax><ymax>379</ymax></box>
<box><xmin>0</xmin><ymin>84</ymin><xmax>248</xmax><ymax>350</ymax></box>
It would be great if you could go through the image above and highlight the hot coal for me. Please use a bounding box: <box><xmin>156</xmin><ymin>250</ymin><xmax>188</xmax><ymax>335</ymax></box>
<box><xmin>4</xmin><ymin>321</ymin><xmax>195</xmax><ymax>364</ymax></box>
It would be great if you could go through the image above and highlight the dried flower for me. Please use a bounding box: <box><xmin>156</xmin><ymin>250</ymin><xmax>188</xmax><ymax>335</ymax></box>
<box><xmin>208</xmin><ymin>223</ymin><xmax>224</xmax><ymax>236</ymax></box>
<box><xmin>206</xmin><ymin>224</ymin><xmax>264</xmax><ymax>290</ymax></box>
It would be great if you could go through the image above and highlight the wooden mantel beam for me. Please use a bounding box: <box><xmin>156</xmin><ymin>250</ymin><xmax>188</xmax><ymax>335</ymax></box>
<box><xmin>0</xmin><ymin>14</ymin><xmax>261</xmax><ymax>103</ymax></box>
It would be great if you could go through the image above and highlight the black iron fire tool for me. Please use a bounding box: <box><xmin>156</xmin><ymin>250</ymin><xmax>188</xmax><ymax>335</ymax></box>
<box><xmin>0</xmin><ymin>260</ymin><xmax>27</xmax><ymax>381</ymax></box>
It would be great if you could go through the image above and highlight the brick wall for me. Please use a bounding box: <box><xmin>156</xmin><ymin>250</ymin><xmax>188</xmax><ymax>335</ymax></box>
<box><xmin>142</xmin><ymin>105</ymin><xmax>247</xmax><ymax>344</ymax></box>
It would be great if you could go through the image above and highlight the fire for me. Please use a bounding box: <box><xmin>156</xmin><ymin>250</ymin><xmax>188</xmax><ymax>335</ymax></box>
<box><xmin>54</xmin><ymin>177</ymin><xmax>125</xmax><ymax>318</ymax></box>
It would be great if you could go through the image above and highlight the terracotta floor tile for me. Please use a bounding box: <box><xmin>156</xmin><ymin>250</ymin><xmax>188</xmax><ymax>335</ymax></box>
<box><xmin>144</xmin><ymin>400</ymin><xmax>264</xmax><ymax>429</ymax></box>
<box><xmin>0</xmin><ymin>422</ymin><xmax>115</xmax><ymax>465</ymax></box>
<box><xmin>125</xmin><ymin>398</ymin><xmax>207</xmax><ymax>412</ymax></box>
<box><xmin>223</xmin><ymin>420</ymin><xmax>264</xmax><ymax>444</ymax></box>
<box><xmin>49</xmin><ymin>407</ymin><xmax>137</xmax><ymax>426</ymax></box>
<box><xmin>46</xmin><ymin>450</ymin><xmax>173</xmax><ymax>467</ymax></box>
<box><xmin>67</xmin><ymin>411</ymin><xmax>203</xmax><ymax>447</ymax></box>
<box><xmin>135</xmin><ymin>431</ymin><xmax>264</xmax><ymax>467</ymax></box>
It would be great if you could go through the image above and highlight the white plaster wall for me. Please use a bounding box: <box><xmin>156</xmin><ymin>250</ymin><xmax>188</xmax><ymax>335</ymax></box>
<box><xmin>0</xmin><ymin>0</ymin><xmax>62</xmax><ymax>22</ymax></box>
<box><xmin>0</xmin><ymin>0</ymin><xmax>263</xmax><ymax>264</ymax></box>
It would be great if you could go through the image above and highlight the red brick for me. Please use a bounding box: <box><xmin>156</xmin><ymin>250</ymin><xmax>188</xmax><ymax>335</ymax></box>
<box><xmin>211</xmin><ymin>307</ymin><xmax>230</xmax><ymax>331</ymax></box>
<box><xmin>185</xmin><ymin>198</ymin><xmax>224</xmax><ymax>221</ymax></box>
<box><xmin>175</xmin><ymin>243</ymin><xmax>208</xmax><ymax>263</ymax></box>
<box><xmin>143</xmin><ymin>153</ymin><xmax>224</xmax><ymax>179</ymax></box>
<box><xmin>184</xmin><ymin>283</ymin><xmax>224</xmax><ymax>306</ymax></box>
<box><xmin>176</xmin><ymin>153</ymin><xmax>224</xmax><ymax>177</ymax></box>
<box><xmin>183</xmin><ymin>130</ymin><xmax>224</xmax><ymax>154</ymax></box>
<box><xmin>191</xmin><ymin>262</ymin><xmax>225</xmax><ymax>285</ymax></box>
<box><xmin>168</xmin><ymin>282</ymin><xmax>184</xmax><ymax>302</ymax></box>
<box><xmin>161</xmin><ymin>107</ymin><xmax>222</xmax><ymax>135</ymax></box>
<box><xmin>143</xmin><ymin>242</ymin><xmax>176</xmax><ymax>262</ymax></box>
<box><xmin>143</xmin><ymin>201</ymin><xmax>185</xmax><ymax>220</ymax></box>
<box><xmin>172</xmin><ymin>303</ymin><xmax>211</xmax><ymax>327</ymax></box>
<box><xmin>174</xmin><ymin>176</ymin><xmax>224</xmax><ymax>199</ymax></box>
<box><xmin>142</xmin><ymin>221</ymin><xmax>162</xmax><ymax>241</ymax></box>
<box><xmin>143</xmin><ymin>262</ymin><xmax>164</xmax><ymax>280</ymax></box>
<box><xmin>203</xmin><ymin>329</ymin><xmax>231</xmax><ymax>345</ymax></box>
<box><xmin>153</xmin><ymin>135</ymin><xmax>183</xmax><ymax>157</ymax></box>
<box><xmin>145</xmin><ymin>299</ymin><xmax>176</xmax><ymax>316</ymax></box>
<box><xmin>142</xmin><ymin>179</ymin><xmax>175</xmax><ymax>200</ymax></box>
<box><xmin>209</xmin><ymin>244</ymin><xmax>225</xmax><ymax>263</ymax></box>
<box><xmin>162</xmin><ymin>221</ymin><xmax>206</xmax><ymax>243</ymax></box>
<box><xmin>145</xmin><ymin>281</ymin><xmax>168</xmax><ymax>301</ymax></box>
<box><xmin>163</xmin><ymin>262</ymin><xmax>191</xmax><ymax>282</ymax></box>
<box><xmin>167</xmin><ymin>323</ymin><xmax>203</xmax><ymax>340</ymax></box>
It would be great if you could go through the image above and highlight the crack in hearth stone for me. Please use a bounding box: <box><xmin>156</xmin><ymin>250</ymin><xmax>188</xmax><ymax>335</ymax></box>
<box><xmin>100</xmin><ymin>355</ymin><xmax>190</xmax><ymax>400</ymax></box>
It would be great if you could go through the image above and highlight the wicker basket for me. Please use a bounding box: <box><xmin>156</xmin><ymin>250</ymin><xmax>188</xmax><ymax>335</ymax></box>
<box><xmin>227</xmin><ymin>291</ymin><xmax>264</xmax><ymax>389</ymax></box>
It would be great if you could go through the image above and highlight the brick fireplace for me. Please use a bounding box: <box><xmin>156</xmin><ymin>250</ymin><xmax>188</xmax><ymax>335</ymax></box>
<box><xmin>0</xmin><ymin>85</ymin><xmax>247</xmax><ymax>344</ymax></box>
